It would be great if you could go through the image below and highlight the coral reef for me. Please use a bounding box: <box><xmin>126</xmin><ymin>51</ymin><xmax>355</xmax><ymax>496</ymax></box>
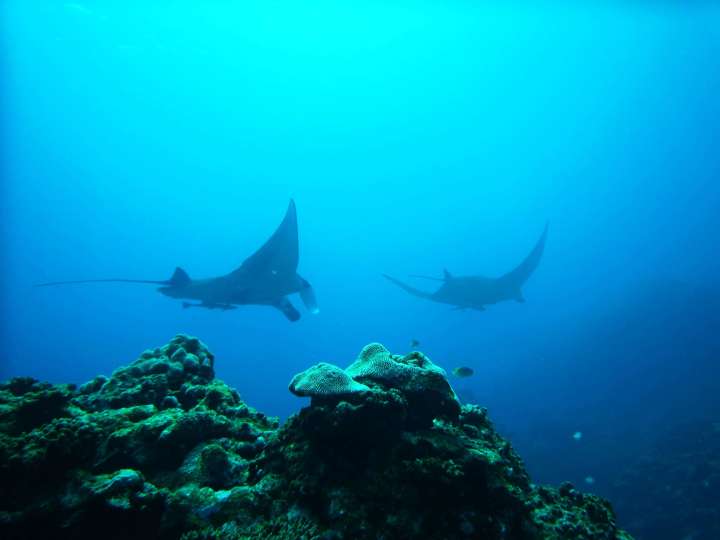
<box><xmin>0</xmin><ymin>336</ymin><xmax>632</xmax><ymax>539</ymax></box>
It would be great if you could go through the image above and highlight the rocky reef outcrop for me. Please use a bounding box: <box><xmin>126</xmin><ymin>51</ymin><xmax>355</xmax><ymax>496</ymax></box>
<box><xmin>0</xmin><ymin>335</ymin><xmax>632</xmax><ymax>539</ymax></box>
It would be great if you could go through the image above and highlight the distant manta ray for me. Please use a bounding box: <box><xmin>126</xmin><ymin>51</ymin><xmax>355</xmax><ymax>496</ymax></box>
<box><xmin>383</xmin><ymin>224</ymin><xmax>548</xmax><ymax>311</ymax></box>
<box><xmin>36</xmin><ymin>200</ymin><xmax>319</xmax><ymax>322</ymax></box>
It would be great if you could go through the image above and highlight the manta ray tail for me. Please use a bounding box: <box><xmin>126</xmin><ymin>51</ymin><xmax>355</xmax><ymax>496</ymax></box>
<box><xmin>35</xmin><ymin>267</ymin><xmax>191</xmax><ymax>288</ymax></box>
<box><xmin>499</xmin><ymin>223</ymin><xmax>548</xmax><ymax>292</ymax></box>
<box><xmin>408</xmin><ymin>268</ymin><xmax>453</xmax><ymax>282</ymax></box>
<box><xmin>408</xmin><ymin>274</ymin><xmax>445</xmax><ymax>282</ymax></box>
<box><xmin>382</xmin><ymin>274</ymin><xmax>433</xmax><ymax>299</ymax></box>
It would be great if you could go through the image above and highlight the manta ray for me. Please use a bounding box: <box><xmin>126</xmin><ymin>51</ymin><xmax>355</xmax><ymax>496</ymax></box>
<box><xmin>37</xmin><ymin>200</ymin><xmax>319</xmax><ymax>322</ymax></box>
<box><xmin>383</xmin><ymin>224</ymin><xmax>548</xmax><ymax>311</ymax></box>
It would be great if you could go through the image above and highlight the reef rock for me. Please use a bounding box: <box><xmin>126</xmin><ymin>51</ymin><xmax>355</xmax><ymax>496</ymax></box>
<box><xmin>0</xmin><ymin>336</ymin><xmax>633</xmax><ymax>540</ymax></box>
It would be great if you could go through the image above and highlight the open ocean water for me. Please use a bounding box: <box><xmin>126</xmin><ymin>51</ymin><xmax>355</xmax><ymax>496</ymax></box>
<box><xmin>2</xmin><ymin>2</ymin><xmax>720</xmax><ymax>538</ymax></box>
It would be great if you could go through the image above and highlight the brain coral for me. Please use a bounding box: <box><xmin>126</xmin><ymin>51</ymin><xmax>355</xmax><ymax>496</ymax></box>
<box><xmin>346</xmin><ymin>343</ymin><xmax>450</xmax><ymax>394</ymax></box>
<box><xmin>344</xmin><ymin>343</ymin><xmax>461</xmax><ymax>425</ymax></box>
<box><xmin>288</xmin><ymin>362</ymin><xmax>370</xmax><ymax>398</ymax></box>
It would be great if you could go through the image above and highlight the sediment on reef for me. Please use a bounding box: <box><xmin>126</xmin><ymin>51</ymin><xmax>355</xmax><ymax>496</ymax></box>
<box><xmin>0</xmin><ymin>335</ymin><xmax>633</xmax><ymax>540</ymax></box>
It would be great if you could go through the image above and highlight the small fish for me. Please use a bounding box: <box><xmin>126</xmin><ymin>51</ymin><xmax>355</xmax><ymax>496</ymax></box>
<box><xmin>410</xmin><ymin>339</ymin><xmax>420</xmax><ymax>349</ymax></box>
<box><xmin>572</xmin><ymin>431</ymin><xmax>583</xmax><ymax>441</ymax></box>
<box><xmin>584</xmin><ymin>476</ymin><xmax>595</xmax><ymax>485</ymax></box>
<box><xmin>452</xmin><ymin>366</ymin><xmax>474</xmax><ymax>378</ymax></box>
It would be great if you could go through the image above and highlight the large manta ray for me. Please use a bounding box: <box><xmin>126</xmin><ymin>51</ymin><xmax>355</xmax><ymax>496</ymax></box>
<box><xmin>37</xmin><ymin>200</ymin><xmax>318</xmax><ymax>322</ymax></box>
<box><xmin>383</xmin><ymin>224</ymin><xmax>548</xmax><ymax>311</ymax></box>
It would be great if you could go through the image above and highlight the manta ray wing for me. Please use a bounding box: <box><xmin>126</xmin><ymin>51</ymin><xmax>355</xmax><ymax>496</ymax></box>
<box><xmin>498</xmin><ymin>223</ymin><xmax>548</xmax><ymax>287</ymax></box>
<box><xmin>224</xmin><ymin>199</ymin><xmax>318</xmax><ymax>321</ymax></box>
<box><xmin>229</xmin><ymin>199</ymin><xmax>299</xmax><ymax>280</ymax></box>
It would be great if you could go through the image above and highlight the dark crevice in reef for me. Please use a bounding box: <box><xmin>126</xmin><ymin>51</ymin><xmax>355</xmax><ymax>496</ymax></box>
<box><xmin>0</xmin><ymin>335</ymin><xmax>633</xmax><ymax>540</ymax></box>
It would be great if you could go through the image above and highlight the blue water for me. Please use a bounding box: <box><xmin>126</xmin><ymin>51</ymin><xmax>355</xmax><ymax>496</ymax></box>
<box><xmin>3</xmin><ymin>2</ymin><xmax>720</xmax><ymax>537</ymax></box>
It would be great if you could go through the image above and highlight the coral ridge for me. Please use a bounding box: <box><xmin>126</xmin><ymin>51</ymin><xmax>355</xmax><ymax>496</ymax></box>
<box><xmin>0</xmin><ymin>335</ymin><xmax>632</xmax><ymax>540</ymax></box>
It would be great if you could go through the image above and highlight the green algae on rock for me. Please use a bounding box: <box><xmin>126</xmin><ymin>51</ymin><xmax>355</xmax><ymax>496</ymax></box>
<box><xmin>0</xmin><ymin>335</ymin><xmax>275</xmax><ymax>539</ymax></box>
<box><xmin>274</xmin><ymin>343</ymin><xmax>632</xmax><ymax>540</ymax></box>
<box><xmin>0</xmin><ymin>336</ymin><xmax>632</xmax><ymax>540</ymax></box>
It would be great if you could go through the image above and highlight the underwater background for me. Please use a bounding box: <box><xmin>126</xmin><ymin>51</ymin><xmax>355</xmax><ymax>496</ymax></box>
<box><xmin>2</xmin><ymin>2</ymin><xmax>719</xmax><ymax>538</ymax></box>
